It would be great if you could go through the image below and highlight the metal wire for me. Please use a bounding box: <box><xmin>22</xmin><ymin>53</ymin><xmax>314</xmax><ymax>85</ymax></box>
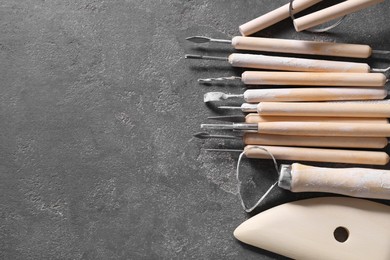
<box><xmin>236</xmin><ymin>146</ymin><xmax>280</xmax><ymax>213</ymax></box>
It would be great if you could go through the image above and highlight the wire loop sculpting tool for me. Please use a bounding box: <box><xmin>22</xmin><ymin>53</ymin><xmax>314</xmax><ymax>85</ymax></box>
<box><xmin>234</xmin><ymin>147</ymin><xmax>390</xmax><ymax>212</ymax></box>
<box><xmin>186</xmin><ymin>36</ymin><xmax>390</xmax><ymax>58</ymax></box>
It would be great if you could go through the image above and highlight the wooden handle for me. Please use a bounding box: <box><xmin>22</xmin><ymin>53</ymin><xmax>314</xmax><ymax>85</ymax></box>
<box><xmin>231</xmin><ymin>36</ymin><xmax>372</xmax><ymax>58</ymax></box>
<box><xmin>229</xmin><ymin>54</ymin><xmax>370</xmax><ymax>72</ymax></box>
<box><xmin>284</xmin><ymin>163</ymin><xmax>390</xmax><ymax>200</ymax></box>
<box><xmin>244</xmin><ymin>145</ymin><xmax>389</xmax><ymax>165</ymax></box>
<box><xmin>245</xmin><ymin>114</ymin><xmax>389</xmax><ymax>124</ymax></box>
<box><xmin>294</xmin><ymin>0</ymin><xmax>385</xmax><ymax>32</ymax></box>
<box><xmin>257</xmin><ymin>122</ymin><xmax>390</xmax><ymax>137</ymax></box>
<box><xmin>258</xmin><ymin>102</ymin><xmax>390</xmax><ymax>117</ymax></box>
<box><xmin>243</xmin><ymin>88</ymin><xmax>386</xmax><ymax>102</ymax></box>
<box><xmin>242</xmin><ymin>71</ymin><xmax>387</xmax><ymax>86</ymax></box>
<box><xmin>239</xmin><ymin>0</ymin><xmax>322</xmax><ymax>36</ymax></box>
<box><xmin>243</xmin><ymin>133</ymin><xmax>388</xmax><ymax>149</ymax></box>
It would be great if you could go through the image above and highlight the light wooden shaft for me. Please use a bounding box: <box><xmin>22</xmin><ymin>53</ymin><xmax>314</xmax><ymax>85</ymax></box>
<box><xmin>242</xmin><ymin>71</ymin><xmax>387</xmax><ymax>86</ymax></box>
<box><xmin>228</xmin><ymin>54</ymin><xmax>370</xmax><ymax>72</ymax></box>
<box><xmin>245</xmin><ymin>114</ymin><xmax>389</xmax><ymax>124</ymax></box>
<box><xmin>243</xmin><ymin>87</ymin><xmax>386</xmax><ymax>103</ymax></box>
<box><xmin>294</xmin><ymin>0</ymin><xmax>385</xmax><ymax>32</ymax></box>
<box><xmin>231</xmin><ymin>36</ymin><xmax>372</xmax><ymax>58</ymax></box>
<box><xmin>234</xmin><ymin>197</ymin><xmax>390</xmax><ymax>260</ymax></box>
<box><xmin>257</xmin><ymin>122</ymin><xmax>390</xmax><ymax>137</ymax></box>
<box><xmin>288</xmin><ymin>163</ymin><xmax>390</xmax><ymax>200</ymax></box>
<box><xmin>239</xmin><ymin>0</ymin><xmax>322</xmax><ymax>36</ymax></box>
<box><xmin>257</xmin><ymin>102</ymin><xmax>390</xmax><ymax>117</ymax></box>
<box><xmin>244</xmin><ymin>145</ymin><xmax>389</xmax><ymax>165</ymax></box>
<box><xmin>243</xmin><ymin>133</ymin><xmax>388</xmax><ymax>149</ymax></box>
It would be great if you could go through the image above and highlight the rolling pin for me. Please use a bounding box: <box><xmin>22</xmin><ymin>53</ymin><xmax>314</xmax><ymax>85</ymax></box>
<box><xmin>257</xmin><ymin>102</ymin><xmax>390</xmax><ymax>117</ymax></box>
<box><xmin>243</xmin><ymin>133</ymin><xmax>388</xmax><ymax>149</ymax></box>
<box><xmin>234</xmin><ymin>197</ymin><xmax>390</xmax><ymax>259</ymax></box>
<box><xmin>279</xmin><ymin>163</ymin><xmax>390</xmax><ymax>199</ymax></box>
<box><xmin>243</xmin><ymin>145</ymin><xmax>389</xmax><ymax>165</ymax></box>
<box><xmin>244</xmin><ymin>114</ymin><xmax>389</xmax><ymax>124</ymax></box>
<box><xmin>294</xmin><ymin>0</ymin><xmax>385</xmax><ymax>32</ymax></box>
<box><xmin>239</xmin><ymin>0</ymin><xmax>322</xmax><ymax>36</ymax></box>
<box><xmin>241</xmin><ymin>71</ymin><xmax>387</xmax><ymax>86</ymax></box>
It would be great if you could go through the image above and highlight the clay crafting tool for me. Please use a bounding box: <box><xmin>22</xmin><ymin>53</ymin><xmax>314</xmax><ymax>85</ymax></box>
<box><xmin>206</xmin><ymin>145</ymin><xmax>389</xmax><ymax>165</ymax></box>
<box><xmin>186</xmin><ymin>36</ymin><xmax>390</xmax><ymax>58</ymax></box>
<box><xmin>234</xmin><ymin>197</ymin><xmax>390</xmax><ymax>260</ymax></box>
<box><xmin>185</xmin><ymin>53</ymin><xmax>390</xmax><ymax>73</ymax></box>
<box><xmin>201</xmin><ymin>121</ymin><xmax>390</xmax><ymax>137</ymax></box>
<box><xmin>198</xmin><ymin>71</ymin><xmax>388</xmax><ymax>86</ymax></box>
<box><xmin>194</xmin><ymin>132</ymin><xmax>388</xmax><ymax>149</ymax></box>
<box><xmin>276</xmin><ymin>163</ymin><xmax>390</xmax><ymax>199</ymax></box>
<box><xmin>239</xmin><ymin>0</ymin><xmax>322</xmax><ymax>36</ymax></box>
<box><xmin>294</xmin><ymin>0</ymin><xmax>385</xmax><ymax>32</ymax></box>
<box><xmin>221</xmin><ymin>102</ymin><xmax>390</xmax><ymax>118</ymax></box>
<box><xmin>203</xmin><ymin>88</ymin><xmax>388</xmax><ymax>103</ymax></box>
<box><xmin>208</xmin><ymin>114</ymin><xmax>389</xmax><ymax>124</ymax></box>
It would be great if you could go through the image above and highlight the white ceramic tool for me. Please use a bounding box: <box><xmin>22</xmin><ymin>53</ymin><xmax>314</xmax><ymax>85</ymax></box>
<box><xmin>234</xmin><ymin>197</ymin><xmax>390</xmax><ymax>260</ymax></box>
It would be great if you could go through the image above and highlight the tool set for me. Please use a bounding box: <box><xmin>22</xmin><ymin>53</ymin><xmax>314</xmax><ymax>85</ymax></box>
<box><xmin>186</xmin><ymin>0</ymin><xmax>389</xmax><ymax>259</ymax></box>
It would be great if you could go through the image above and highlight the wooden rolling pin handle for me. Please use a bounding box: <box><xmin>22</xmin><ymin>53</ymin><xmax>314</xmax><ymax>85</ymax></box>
<box><xmin>231</xmin><ymin>36</ymin><xmax>372</xmax><ymax>58</ymax></box>
<box><xmin>239</xmin><ymin>0</ymin><xmax>322</xmax><ymax>36</ymax></box>
<box><xmin>244</xmin><ymin>145</ymin><xmax>390</xmax><ymax>165</ymax></box>
<box><xmin>257</xmin><ymin>122</ymin><xmax>390</xmax><ymax>137</ymax></box>
<box><xmin>228</xmin><ymin>54</ymin><xmax>370</xmax><ymax>73</ymax></box>
<box><xmin>243</xmin><ymin>133</ymin><xmax>388</xmax><ymax>149</ymax></box>
<box><xmin>257</xmin><ymin>102</ymin><xmax>390</xmax><ymax>118</ymax></box>
<box><xmin>279</xmin><ymin>163</ymin><xmax>390</xmax><ymax>200</ymax></box>
<box><xmin>243</xmin><ymin>88</ymin><xmax>386</xmax><ymax>103</ymax></box>
<box><xmin>241</xmin><ymin>71</ymin><xmax>387</xmax><ymax>86</ymax></box>
<box><xmin>244</xmin><ymin>114</ymin><xmax>389</xmax><ymax>124</ymax></box>
<box><xmin>294</xmin><ymin>0</ymin><xmax>385</xmax><ymax>32</ymax></box>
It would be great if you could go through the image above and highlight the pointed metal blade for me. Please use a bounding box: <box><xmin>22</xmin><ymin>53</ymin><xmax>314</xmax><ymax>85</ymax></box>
<box><xmin>185</xmin><ymin>36</ymin><xmax>211</xmax><ymax>43</ymax></box>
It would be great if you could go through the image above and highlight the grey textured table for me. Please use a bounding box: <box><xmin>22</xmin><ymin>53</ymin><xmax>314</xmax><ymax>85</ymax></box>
<box><xmin>1</xmin><ymin>1</ymin><xmax>390</xmax><ymax>259</ymax></box>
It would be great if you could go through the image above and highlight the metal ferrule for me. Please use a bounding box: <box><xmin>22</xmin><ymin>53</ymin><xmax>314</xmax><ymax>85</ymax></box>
<box><xmin>278</xmin><ymin>164</ymin><xmax>292</xmax><ymax>190</ymax></box>
<box><xmin>232</xmin><ymin>123</ymin><xmax>258</xmax><ymax>131</ymax></box>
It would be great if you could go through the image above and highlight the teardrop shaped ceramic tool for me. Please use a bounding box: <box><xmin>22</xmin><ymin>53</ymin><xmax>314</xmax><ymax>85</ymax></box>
<box><xmin>219</xmin><ymin>102</ymin><xmax>390</xmax><ymax>117</ymax></box>
<box><xmin>201</xmin><ymin>121</ymin><xmax>390</xmax><ymax>137</ymax></box>
<box><xmin>238</xmin><ymin>0</ymin><xmax>322</xmax><ymax>36</ymax></box>
<box><xmin>185</xmin><ymin>53</ymin><xmax>375</xmax><ymax>73</ymax></box>
<box><xmin>278</xmin><ymin>163</ymin><xmax>390</xmax><ymax>199</ymax></box>
<box><xmin>204</xmin><ymin>88</ymin><xmax>388</xmax><ymax>103</ymax></box>
<box><xmin>207</xmin><ymin>145</ymin><xmax>390</xmax><ymax>165</ymax></box>
<box><xmin>186</xmin><ymin>36</ymin><xmax>390</xmax><ymax>58</ymax></box>
<box><xmin>294</xmin><ymin>0</ymin><xmax>385</xmax><ymax>32</ymax></box>
<box><xmin>195</xmin><ymin>132</ymin><xmax>388</xmax><ymax>149</ymax></box>
<box><xmin>234</xmin><ymin>197</ymin><xmax>390</xmax><ymax>260</ymax></box>
<box><xmin>198</xmin><ymin>71</ymin><xmax>388</xmax><ymax>87</ymax></box>
<box><xmin>208</xmin><ymin>114</ymin><xmax>389</xmax><ymax>124</ymax></box>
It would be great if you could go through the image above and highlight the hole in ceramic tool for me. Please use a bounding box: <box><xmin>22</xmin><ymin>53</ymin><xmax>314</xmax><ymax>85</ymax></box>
<box><xmin>333</xmin><ymin>226</ymin><xmax>349</xmax><ymax>243</ymax></box>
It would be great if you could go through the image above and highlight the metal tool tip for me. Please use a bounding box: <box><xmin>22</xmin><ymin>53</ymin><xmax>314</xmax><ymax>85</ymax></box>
<box><xmin>204</xmin><ymin>92</ymin><xmax>225</xmax><ymax>103</ymax></box>
<box><xmin>201</xmin><ymin>123</ymin><xmax>233</xmax><ymax>130</ymax></box>
<box><xmin>185</xmin><ymin>54</ymin><xmax>202</xmax><ymax>59</ymax></box>
<box><xmin>193</xmin><ymin>132</ymin><xmax>210</xmax><ymax>139</ymax></box>
<box><xmin>185</xmin><ymin>36</ymin><xmax>211</xmax><ymax>43</ymax></box>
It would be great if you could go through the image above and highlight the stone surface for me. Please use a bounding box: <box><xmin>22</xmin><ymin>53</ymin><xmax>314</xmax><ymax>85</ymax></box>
<box><xmin>0</xmin><ymin>0</ymin><xmax>389</xmax><ymax>259</ymax></box>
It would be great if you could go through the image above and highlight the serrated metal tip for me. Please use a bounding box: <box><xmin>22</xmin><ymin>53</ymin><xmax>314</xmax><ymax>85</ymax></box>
<box><xmin>185</xmin><ymin>36</ymin><xmax>211</xmax><ymax>43</ymax></box>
